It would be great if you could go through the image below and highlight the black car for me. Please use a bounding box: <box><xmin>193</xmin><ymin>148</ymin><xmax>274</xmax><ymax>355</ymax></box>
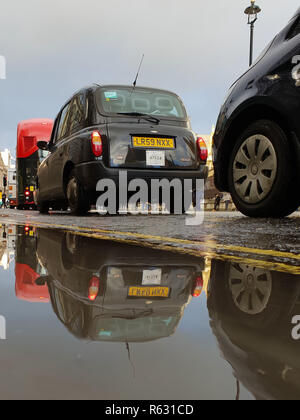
<box><xmin>208</xmin><ymin>259</ymin><xmax>300</xmax><ymax>400</ymax></box>
<box><xmin>213</xmin><ymin>8</ymin><xmax>300</xmax><ymax>218</ymax></box>
<box><xmin>36</xmin><ymin>85</ymin><xmax>208</xmax><ymax>215</ymax></box>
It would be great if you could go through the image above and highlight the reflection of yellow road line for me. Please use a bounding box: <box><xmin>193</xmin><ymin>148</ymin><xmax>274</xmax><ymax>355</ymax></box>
<box><xmin>62</xmin><ymin>230</ymin><xmax>300</xmax><ymax>275</ymax></box>
<box><xmin>16</xmin><ymin>218</ymin><xmax>300</xmax><ymax>261</ymax></box>
<box><xmin>72</xmin><ymin>228</ymin><xmax>300</xmax><ymax>261</ymax></box>
<box><xmin>8</xmin><ymin>218</ymin><xmax>300</xmax><ymax>275</ymax></box>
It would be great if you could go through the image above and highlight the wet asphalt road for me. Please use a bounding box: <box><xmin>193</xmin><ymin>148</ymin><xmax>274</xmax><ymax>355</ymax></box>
<box><xmin>1</xmin><ymin>211</ymin><xmax>300</xmax><ymax>400</ymax></box>
<box><xmin>0</xmin><ymin>208</ymin><xmax>300</xmax><ymax>273</ymax></box>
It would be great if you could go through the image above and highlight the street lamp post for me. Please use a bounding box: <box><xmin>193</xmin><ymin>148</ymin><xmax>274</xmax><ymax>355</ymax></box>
<box><xmin>244</xmin><ymin>0</ymin><xmax>262</xmax><ymax>66</ymax></box>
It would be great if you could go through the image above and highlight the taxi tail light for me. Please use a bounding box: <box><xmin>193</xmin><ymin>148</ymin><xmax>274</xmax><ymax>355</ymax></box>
<box><xmin>192</xmin><ymin>275</ymin><xmax>203</xmax><ymax>298</ymax></box>
<box><xmin>91</xmin><ymin>131</ymin><xmax>103</xmax><ymax>157</ymax></box>
<box><xmin>197</xmin><ymin>137</ymin><xmax>208</xmax><ymax>163</ymax></box>
<box><xmin>88</xmin><ymin>277</ymin><xmax>100</xmax><ymax>301</ymax></box>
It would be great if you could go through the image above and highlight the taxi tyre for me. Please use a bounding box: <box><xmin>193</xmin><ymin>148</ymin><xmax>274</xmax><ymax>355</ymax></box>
<box><xmin>228</xmin><ymin>120</ymin><xmax>298</xmax><ymax>218</ymax></box>
<box><xmin>37</xmin><ymin>200</ymin><xmax>49</xmax><ymax>214</ymax></box>
<box><xmin>51</xmin><ymin>202</ymin><xmax>68</xmax><ymax>211</ymax></box>
<box><xmin>36</xmin><ymin>188</ymin><xmax>49</xmax><ymax>214</ymax></box>
<box><xmin>66</xmin><ymin>170</ymin><xmax>90</xmax><ymax>216</ymax></box>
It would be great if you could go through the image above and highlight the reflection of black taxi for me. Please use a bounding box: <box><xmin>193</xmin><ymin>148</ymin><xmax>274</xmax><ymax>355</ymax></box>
<box><xmin>213</xmin><ymin>8</ymin><xmax>300</xmax><ymax>217</ymax></box>
<box><xmin>208</xmin><ymin>259</ymin><xmax>300</xmax><ymax>400</ymax></box>
<box><xmin>36</xmin><ymin>229</ymin><xmax>204</xmax><ymax>342</ymax></box>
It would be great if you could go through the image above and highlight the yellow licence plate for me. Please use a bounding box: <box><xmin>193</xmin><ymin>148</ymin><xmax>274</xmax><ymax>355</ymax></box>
<box><xmin>132</xmin><ymin>137</ymin><xmax>175</xmax><ymax>149</ymax></box>
<box><xmin>128</xmin><ymin>286</ymin><xmax>170</xmax><ymax>298</ymax></box>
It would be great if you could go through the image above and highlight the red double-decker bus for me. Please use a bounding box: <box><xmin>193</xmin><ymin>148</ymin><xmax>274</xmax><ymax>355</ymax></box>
<box><xmin>16</xmin><ymin>119</ymin><xmax>53</xmax><ymax>209</ymax></box>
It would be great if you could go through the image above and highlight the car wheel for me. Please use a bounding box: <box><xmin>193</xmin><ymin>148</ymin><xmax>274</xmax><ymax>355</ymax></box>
<box><xmin>228</xmin><ymin>264</ymin><xmax>272</xmax><ymax>316</ymax></box>
<box><xmin>208</xmin><ymin>260</ymin><xmax>300</xmax><ymax>331</ymax></box>
<box><xmin>228</xmin><ymin>119</ymin><xmax>299</xmax><ymax>218</ymax></box>
<box><xmin>37</xmin><ymin>200</ymin><xmax>49</xmax><ymax>214</ymax></box>
<box><xmin>66</xmin><ymin>170</ymin><xmax>90</xmax><ymax>215</ymax></box>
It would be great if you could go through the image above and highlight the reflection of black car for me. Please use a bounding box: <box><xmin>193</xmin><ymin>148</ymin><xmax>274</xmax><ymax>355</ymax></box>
<box><xmin>213</xmin><ymin>8</ymin><xmax>300</xmax><ymax>218</ymax></box>
<box><xmin>36</xmin><ymin>85</ymin><xmax>208</xmax><ymax>215</ymax></box>
<box><xmin>36</xmin><ymin>229</ymin><xmax>204</xmax><ymax>342</ymax></box>
<box><xmin>208</xmin><ymin>259</ymin><xmax>300</xmax><ymax>400</ymax></box>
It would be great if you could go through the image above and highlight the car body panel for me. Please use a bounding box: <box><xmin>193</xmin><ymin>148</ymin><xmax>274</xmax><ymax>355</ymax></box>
<box><xmin>106</xmin><ymin>122</ymin><xmax>199</xmax><ymax>170</ymax></box>
<box><xmin>213</xmin><ymin>10</ymin><xmax>300</xmax><ymax>192</ymax></box>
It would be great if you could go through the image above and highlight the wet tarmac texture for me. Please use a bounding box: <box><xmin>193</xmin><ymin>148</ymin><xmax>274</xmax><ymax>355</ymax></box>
<box><xmin>1</xmin><ymin>209</ymin><xmax>300</xmax><ymax>273</ymax></box>
<box><xmin>0</xmin><ymin>224</ymin><xmax>300</xmax><ymax>400</ymax></box>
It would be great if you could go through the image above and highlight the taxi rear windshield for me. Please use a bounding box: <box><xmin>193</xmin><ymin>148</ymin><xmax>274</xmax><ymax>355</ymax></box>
<box><xmin>96</xmin><ymin>87</ymin><xmax>187</xmax><ymax>119</ymax></box>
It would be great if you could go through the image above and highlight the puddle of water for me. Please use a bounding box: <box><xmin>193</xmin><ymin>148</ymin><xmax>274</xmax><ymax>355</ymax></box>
<box><xmin>0</xmin><ymin>224</ymin><xmax>300</xmax><ymax>400</ymax></box>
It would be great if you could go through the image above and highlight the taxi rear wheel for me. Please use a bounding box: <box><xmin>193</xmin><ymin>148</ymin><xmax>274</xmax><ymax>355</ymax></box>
<box><xmin>66</xmin><ymin>171</ymin><xmax>90</xmax><ymax>215</ymax></box>
<box><xmin>37</xmin><ymin>201</ymin><xmax>49</xmax><ymax>214</ymax></box>
<box><xmin>36</xmin><ymin>187</ymin><xmax>49</xmax><ymax>214</ymax></box>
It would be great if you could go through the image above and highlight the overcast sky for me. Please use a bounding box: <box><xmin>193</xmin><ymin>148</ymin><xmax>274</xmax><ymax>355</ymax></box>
<box><xmin>0</xmin><ymin>0</ymin><xmax>299</xmax><ymax>153</ymax></box>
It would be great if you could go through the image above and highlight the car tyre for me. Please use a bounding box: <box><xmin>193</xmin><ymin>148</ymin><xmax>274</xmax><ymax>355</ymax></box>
<box><xmin>66</xmin><ymin>170</ymin><xmax>90</xmax><ymax>215</ymax></box>
<box><xmin>228</xmin><ymin>119</ymin><xmax>299</xmax><ymax>218</ymax></box>
<box><xmin>37</xmin><ymin>200</ymin><xmax>49</xmax><ymax>214</ymax></box>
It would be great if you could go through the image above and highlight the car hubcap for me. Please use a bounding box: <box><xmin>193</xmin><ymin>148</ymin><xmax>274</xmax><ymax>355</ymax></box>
<box><xmin>229</xmin><ymin>263</ymin><xmax>272</xmax><ymax>315</ymax></box>
<box><xmin>67</xmin><ymin>178</ymin><xmax>78</xmax><ymax>209</ymax></box>
<box><xmin>233</xmin><ymin>135</ymin><xmax>277</xmax><ymax>204</ymax></box>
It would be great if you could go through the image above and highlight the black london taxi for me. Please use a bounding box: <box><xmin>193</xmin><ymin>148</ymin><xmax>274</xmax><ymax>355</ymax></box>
<box><xmin>36</xmin><ymin>85</ymin><xmax>208</xmax><ymax>215</ymax></box>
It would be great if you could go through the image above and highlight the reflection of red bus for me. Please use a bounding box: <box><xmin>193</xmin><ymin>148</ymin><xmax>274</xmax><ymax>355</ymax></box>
<box><xmin>16</xmin><ymin>119</ymin><xmax>53</xmax><ymax>209</ymax></box>
<box><xmin>15</xmin><ymin>225</ymin><xmax>49</xmax><ymax>303</ymax></box>
<box><xmin>15</xmin><ymin>263</ymin><xmax>50</xmax><ymax>303</ymax></box>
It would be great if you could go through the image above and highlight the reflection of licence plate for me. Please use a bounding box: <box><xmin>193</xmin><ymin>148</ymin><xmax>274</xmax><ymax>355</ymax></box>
<box><xmin>146</xmin><ymin>150</ymin><xmax>165</xmax><ymax>166</ymax></box>
<box><xmin>128</xmin><ymin>286</ymin><xmax>170</xmax><ymax>298</ymax></box>
<box><xmin>142</xmin><ymin>269</ymin><xmax>162</xmax><ymax>285</ymax></box>
<box><xmin>132</xmin><ymin>137</ymin><xmax>175</xmax><ymax>149</ymax></box>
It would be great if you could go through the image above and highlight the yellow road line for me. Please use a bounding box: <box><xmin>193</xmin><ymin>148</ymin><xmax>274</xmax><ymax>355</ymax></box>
<box><xmin>8</xmin><ymin>218</ymin><xmax>300</xmax><ymax>275</ymax></box>
<box><xmin>14</xmin><ymin>218</ymin><xmax>300</xmax><ymax>261</ymax></box>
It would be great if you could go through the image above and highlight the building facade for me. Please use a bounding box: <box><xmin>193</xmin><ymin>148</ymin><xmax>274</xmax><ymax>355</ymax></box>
<box><xmin>0</xmin><ymin>153</ymin><xmax>7</xmax><ymax>197</ymax></box>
